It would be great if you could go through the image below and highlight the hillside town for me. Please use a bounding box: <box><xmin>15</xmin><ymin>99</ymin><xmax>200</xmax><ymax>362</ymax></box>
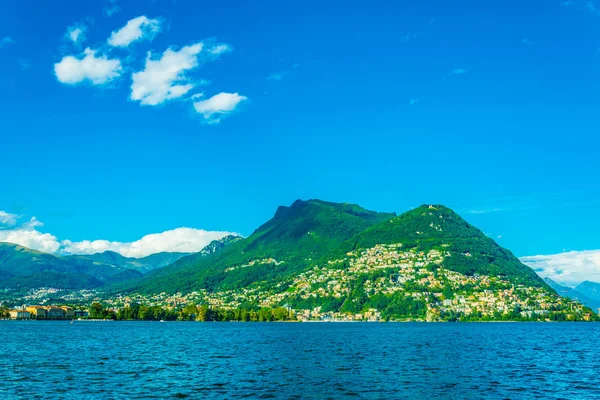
<box><xmin>1</xmin><ymin>242</ymin><xmax>595</xmax><ymax>322</ymax></box>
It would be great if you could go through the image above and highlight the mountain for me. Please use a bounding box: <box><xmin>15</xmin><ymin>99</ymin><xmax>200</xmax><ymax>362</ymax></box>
<box><xmin>340</xmin><ymin>205</ymin><xmax>546</xmax><ymax>288</ymax></box>
<box><xmin>0</xmin><ymin>237</ymin><xmax>233</xmax><ymax>290</ymax></box>
<box><xmin>195</xmin><ymin>234</ymin><xmax>242</xmax><ymax>256</ymax></box>
<box><xmin>0</xmin><ymin>243</ymin><xmax>123</xmax><ymax>289</ymax></box>
<box><xmin>575</xmin><ymin>281</ymin><xmax>600</xmax><ymax>302</ymax></box>
<box><xmin>3</xmin><ymin>200</ymin><xmax>594</xmax><ymax>321</ymax></box>
<box><xmin>544</xmin><ymin>278</ymin><xmax>600</xmax><ymax>312</ymax></box>
<box><xmin>64</xmin><ymin>251</ymin><xmax>192</xmax><ymax>275</ymax></box>
<box><xmin>117</xmin><ymin>200</ymin><xmax>596</xmax><ymax>321</ymax></box>
<box><xmin>122</xmin><ymin>199</ymin><xmax>396</xmax><ymax>294</ymax></box>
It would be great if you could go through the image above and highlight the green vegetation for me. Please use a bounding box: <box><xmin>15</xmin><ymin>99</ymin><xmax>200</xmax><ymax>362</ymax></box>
<box><xmin>3</xmin><ymin>200</ymin><xmax>595</xmax><ymax>322</ymax></box>
<box><xmin>122</xmin><ymin>199</ymin><xmax>396</xmax><ymax>294</ymax></box>
<box><xmin>87</xmin><ymin>302</ymin><xmax>294</xmax><ymax>322</ymax></box>
<box><xmin>342</xmin><ymin>205</ymin><xmax>547</xmax><ymax>288</ymax></box>
<box><xmin>0</xmin><ymin>236</ymin><xmax>235</xmax><ymax>291</ymax></box>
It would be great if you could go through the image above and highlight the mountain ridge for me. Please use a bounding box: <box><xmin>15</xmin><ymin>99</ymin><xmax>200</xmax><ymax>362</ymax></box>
<box><xmin>0</xmin><ymin>235</ymin><xmax>240</xmax><ymax>291</ymax></box>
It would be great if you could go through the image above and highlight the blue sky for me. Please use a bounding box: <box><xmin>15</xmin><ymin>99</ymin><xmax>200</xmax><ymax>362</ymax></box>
<box><xmin>0</xmin><ymin>0</ymin><xmax>599</xmax><ymax>280</ymax></box>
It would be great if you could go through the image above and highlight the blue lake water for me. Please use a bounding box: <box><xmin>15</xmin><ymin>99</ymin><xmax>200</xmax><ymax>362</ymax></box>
<box><xmin>1</xmin><ymin>321</ymin><xmax>599</xmax><ymax>399</ymax></box>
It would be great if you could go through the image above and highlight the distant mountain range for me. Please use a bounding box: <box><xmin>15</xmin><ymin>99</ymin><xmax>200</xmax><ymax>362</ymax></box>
<box><xmin>574</xmin><ymin>281</ymin><xmax>600</xmax><ymax>303</ymax></box>
<box><xmin>543</xmin><ymin>278</ymin><xmax>600</xmax><ymax>312</ymax></box>
<box><xmin>0</xmin><ymin>235</ymin><xmax>239</xmax><ymax>291</ymax></box>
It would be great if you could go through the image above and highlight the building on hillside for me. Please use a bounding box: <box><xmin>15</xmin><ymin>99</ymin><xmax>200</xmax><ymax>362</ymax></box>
<box><xmin>9</xmin><ymin>310</ymin><xmax>31</xmax><ymax>320</ymax></box>
<box><xmin>26</xmin><ymin>306</ymin><xmax>47</xmax><ymax>319</ymax></box>
<box><xmin>60</xmin><ymin>306</ymin><xmax>75</xmax><ymax>319</ymax></box>
<box><xmin>74</xmin><ymin>310</ymin><xmax>89</xmax><ymax>318</ymax></box>
<box><xmin>45</xmin><ymin>306</ymin><xmax>65</xmax><ymax>319</ymax></box>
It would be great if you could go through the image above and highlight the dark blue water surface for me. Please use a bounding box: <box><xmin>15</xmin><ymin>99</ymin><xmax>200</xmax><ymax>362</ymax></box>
<box><xmin>1</xmin><ymin>321</ymin><xmax>599</xmax><ymax>399</ymax></box>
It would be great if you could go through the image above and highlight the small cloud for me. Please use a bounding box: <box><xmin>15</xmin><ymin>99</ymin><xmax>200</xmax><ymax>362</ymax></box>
<box><xmin>400</xmin><ymin>32</ymin><xmax>418</xmax><ymax>42</ymax></box>
<box><xmin>54</xmin><ymin>48</ymin><xmax>122</xmax><ymax>85</ymax></box>
<box><xmin>107</xmin><ymin>16</ymin><xmax>162</xmax><ymax>47</ymax></box>
<box><xmin>22</xmin><ymin>217</ymin><xmax>43</xmax><ymax>230</ymax></box>
<box><xmin>586</xmin><ymin>1</ymin><xmax>600</xmax><ymax>13</ymax></box>
<box><xmin>267</xmin><ymin>64</ymin><xmax>299</xmax><ymax>81</ymax></box>
<box><xmin>463</xmin><ymin>207</ymin><xmax>512</xmax><ymax>214</ymax></box>
<box><xmin>522</xmin><ymin>37</ymin><xmax>534</xmax><ymax>46</ymax></box>
<box><xmin>190</xmin><ymin>93</ymin><xmax>204</xmax><ymax>100</ymax></box>
<box><xmin>428</xmin><ymin>18</ymin><xmax>435</xmax><ymax>26</ymax></box>
<box><xmin>18</xmin><ymin>59</ymin><xmax>32</xmax><ymax>70</ymax></box>
<box><xmin>0</xmin><ymin>36</ymin><xmax>15</xmax><ymax>49</ymax></box>
<box><xmin>408</xmin><ymin>98</ymin><xmax>422</xmax><ymax>106</ymax></box>
<box><xmin>497</xmin><ymin>235</ymin><xmax>503</xmax><ymax>239</ymax></box>
<box><xmin>0</xmin><ymin>211</ymin><xmax>18</xmax><ymax>227</ymax></box>
<box><xmin>267</xmin><ymin>71</ymin><xmax>287</xmax><ymax>81</ymax></box>
<box><xmin>561</xmin><ymin>0</ymin><xmax>576</xmax><ymax>5</ymax></box>
<box><xmin>66</xmin><ymin>23</ymin><xmax>88</xmax><ymax>45</ymax></box>
<box><xmin>104</xmin><ymin>4</ymin><xmax>121</xmax><ymax>17</ymax></box>
<box><xmin>131</xmin><ymin>43</ymin><xmax>208</xmax><ymax>106</ymax></box>
<box><xmin>444</xmin><ymin>68</ymin><xmax>468</xmax><ymax>80</ymax></box>
<box><xmin>208</xmin><ymin>43</ymin><xmax>232</xmax><ymax>55</ymax></box>
<box><xmin>193</xmin><ymin>92</ymin><xmax>247</xmax><ymax>124</ymax></box>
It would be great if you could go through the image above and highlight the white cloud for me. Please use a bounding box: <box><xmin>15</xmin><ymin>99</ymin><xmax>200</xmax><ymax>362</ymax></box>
<box><xmin>66</xmin><ymin>24</ymin><xmax>87</xmax><ymax>45</ymax></box>
<box><xmin>409</xmin><ymin>98</ymin><xmax>420</xmax><ymax>106</ymax></box>
<box><xmin>18</xmin><ymin>59</ymin><xmax>32</xmax><ymax>70</ymax></box>
<box><xmin>208</xmin><ymin>43</ymin><xmax>232</xmax><ymax>55</ymax></box>
<box><xmin>107</xmin><ymin>16</ymin><xmax>161</xmax><ymax>47</ymax></box>
<box><xmin>267</xmin><ymin>71</ymin><xmax>287</xmax><ymax>81</ymax></box>
<box><xmin>463</xmin><ymin>207</ymin><xmax>512</xmax><ymax>214</ymax></box>
<box><xmin>193</xmin><ymin>92</ymin><xmax>247</xmax><ymax>123</ymax></box>
<box><xmin>61</xmin><ymin>228</ymin><xmax>236</xmax><ymax>258</ymax></box>
<box><xmin>0</xmin><ymin>216</ymin><xmax>60</xmax><ymax>254</ymax></box>
<box><xmin>0</xmin><ymin>36</ymin><xmax>15</xmax><ymax>49</ymax></box>
<box><xmin>54</xmin><ymin>48</ymin><xmax>122</xmax><ymax>85</ymax></box>
<box><xmin>131</xmin><ymin>42</ymin><xmax>229</xmax><ymax>106</ymax></box>
<box><xmin>0</xmin><ymin>211</ymin><xmax>18</xmax><ymax>227</ymax></box>
<box><xmin>104</xmin><ymin>5</ymin><xmax>121</xmax><ymax>17</ymax></box>
<box><xmin>586</xmin><ymin>1</ymin><xmax>600</xmax><ymax>14</ymax></box>
<box><xmin>522</xmin><ymin>37</ymin><xmax>534</xmax><ymax>46</ymax></box>
<box><xmin>400</xmin><ymin>32</ymin><xmax>418</xmax><ymax>42</ymax></box>
<box><xmin>0</xmin><ymin>230</ymin><xmax>61</xmax><ymax>254</ymax></box>
<box><xmin>0</xmin><ymin>212</ymin><xmax>238</xmax><ymax>258</ymax></box>
<box><xmin>266</xmin><ymin>64</ymin><xmax>298</xmax><ymax>82</ymax></box>
<box><xmin>521</xmin><ymin>250</ymin><xmax>600</xmax><ymax>287</ymax></box>
<box><xmin>451</xmin><ymin>68</ymin><xmax>467</xmax><ymax>75</ymax></box>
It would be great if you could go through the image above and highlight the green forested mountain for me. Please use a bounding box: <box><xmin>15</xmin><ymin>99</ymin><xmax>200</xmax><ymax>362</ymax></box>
<box><xmin>2</xmin><ymin>201</ymin><xmax>595</xmax><ymax>321</ymax></box>
<box><xmin>121</xmin><ymin>199</ymin><xmax>396</xmax><ymax>294</ymax></box>
<box><xmin>118</xmin><ymin>200</ymin><xmax>595</xmax><ymax>322</ymax></box>
<box><xmin>0</xmin><ymin>236</ymin><xmax>234</xmax><ymax>290</ymax></box>
<box><xmin>127</xmin><ymin>202</ymin><xmax>545</xmax><ymax>294</ymax></box>
<box><xmin>64</xmin><ymin>250</ymin><xmax>191</xmax><ymax>274</ymax></box>
<box><xmin>340</xmin><ymin>205</ymin><xmax>547</xmax><ymax>288</ymax></box>
<box><xmin>0</xmin><ymin>243</ymin><xmax>125</xmax><ymax>289</ymax></box>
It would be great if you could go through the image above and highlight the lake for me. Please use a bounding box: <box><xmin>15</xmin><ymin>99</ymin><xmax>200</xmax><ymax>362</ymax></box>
<box><xmin>1</xmin><ymin>321</ymin><xmax>598</xmax><ymax>399</ymax></box>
